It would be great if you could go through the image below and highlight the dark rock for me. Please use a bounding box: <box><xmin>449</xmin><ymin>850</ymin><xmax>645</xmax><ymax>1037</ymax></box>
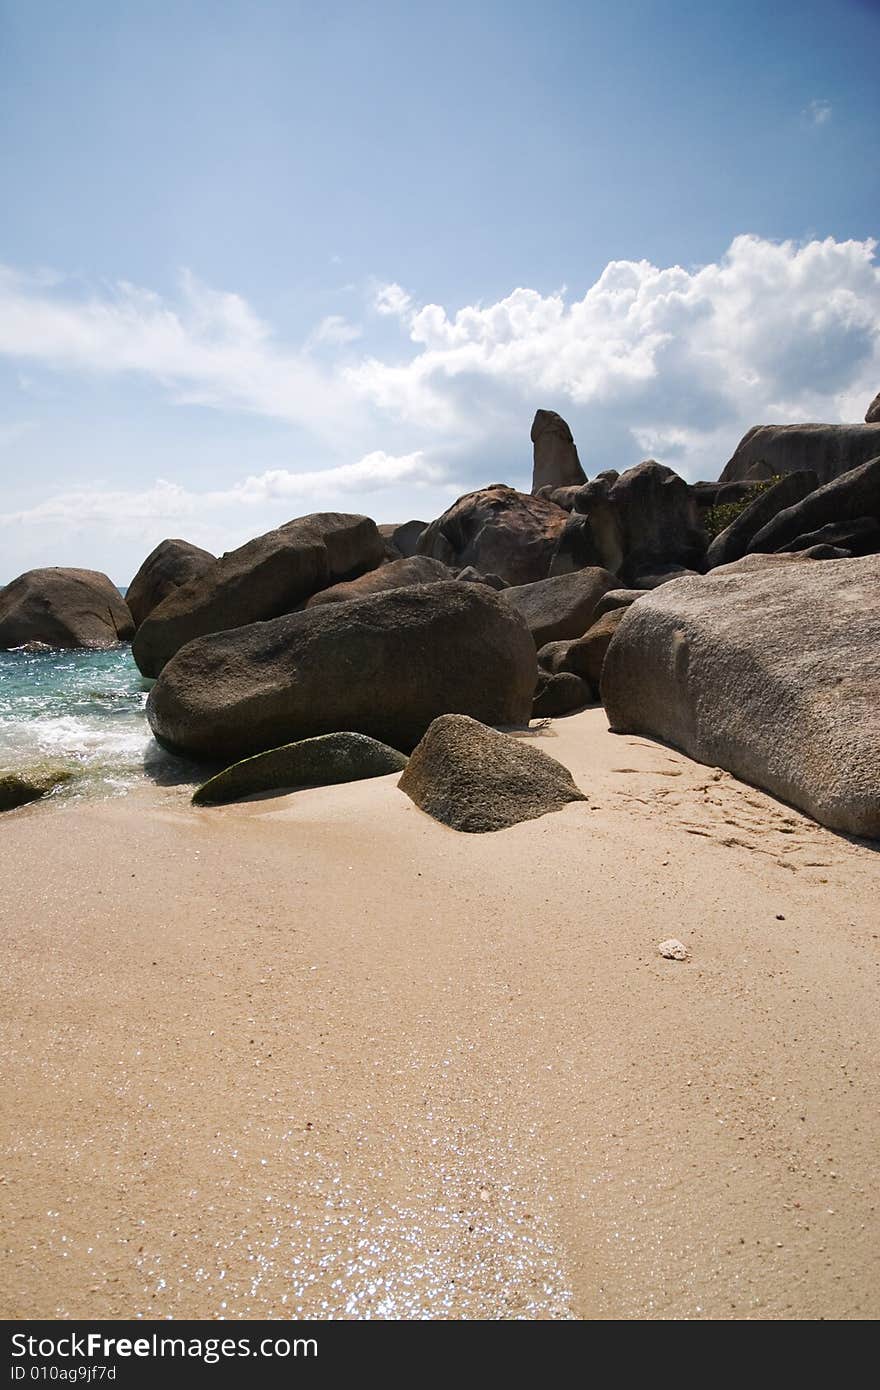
<box><xmin>568</xmin><ymin>609</ymin><xmax>627</xmax><ymax>686</ymax></box>
<box><xmin>781</xmin><ymin>516</ymin><xmax>880</xmax><ymax>557</ymax></box>
<box><xmin>132</xmin><ymin>513</ymin><xmax>385</xmax><ymax>677</ymax></box>
<box><xmin>705</xmin><ymin>471</ymin><xmax>819</xmax><ymax>568</ymax></box>
<box><xmin>570</xmin><ymin>461</ymin><xmax>705</xmax><ymax>584</ymax></box>
<box><xmin>546</xmin><ymin>485</ymin><xmax>585</xmax><ymax>512</ymax></box>
<box><xmin>633</xmin><ymin>566</ymin><xmax>701</xmax><ymax>589</ymax></box>
<box><xmin>720</xmin><ymin>424</ymin><xmax>880</xmax><ymax>486</ymax></box>
<box><xmin>147</xmin><ymin>582</ymin><xmax>537</xmax><ymax>762</ymax></box>
<box><xmin>535</xmin><ymin>639</ymin><xmax>570</xmax><ymax>673</ymax></box>
<box><xmin>126</xmin><ymin>539</ymin><xmax>216</xmax><ymax>628</ymax></box>
<box><xmin>691</xmin><ymin>479</ymin><xmax>760</xmax><ymax>518</ymax></box>
<box><xmin>601</xmin><ymin>555</ymin><xmax>880</xmax><ymax>838</ymax></box>
<box><xmin>417</xmin><ymin>486</ymin><xmax>568</xmax><ymax>586</ymax></box>
<box><xmin>748</xmin><ymin>454</ymin><xmax>880</xmax><ymax>555</ymax></box>
<box><xmin>802</xmin><ymin>544</ymin><xmax>852</xmax><ymax>560</ymax></box>
<box><xmin>305</xmin><ymin>556</ymin><xmax>453</xmax><ymax>607</ymax></box>
<box><xmin>192</xmin><ymin>732</ymin><xmax>408</xmax><ymax>805</ymax></box>
<box><xmin>501</xmin><ymin>567</ymin><xmax>617</xmax><ymax>647</ymax></box>
<box><xmin>455</xmin><ymin>567</ymin><xmax>508</xmax><ymax>589</ymax></box>
<box><xmin>0</xmin><ymin>765</ymin><xmax>76</xmax><ymax>811</ymax></box>
<box><xmin>532</xmin><ymin>671</ymin><xmax>593</xmax><ymax>717</ymax></box>
<box><xmin>593</xmin><ymin>589</ymin><xmax>643</xmax><ymax>619</ymax></box>
<box><xmin>398</xmin><ymin>713</ymin><xmax>587</xmax><ymax>832</ymax></box>
<box><xmin>536</xmin><ymin>608</ymin><xmax>626</xmax><ymax>687</ymax></box>
<box><xmin>0</xmin><ymin>568</ymin><xmax>135</xmax><ymax>649</ymax></box>
<box><xmin>530</xmin><ymin>409</ymin><xmax>587</xmax><ymax>494</ymax></box>
<box><xmin>378</xmin><ymin>520</ymin><xmax>428</xmax><ymax>558</ymax></box>
<box><xmin>548</xmin><ymin>514</ymin><xmax>605</xmax><ymax>575</ymax></box>
<box><xmin>866</xmin><ymin>392</ymin><xmax>880</xmax><ymax>425</ymax></box>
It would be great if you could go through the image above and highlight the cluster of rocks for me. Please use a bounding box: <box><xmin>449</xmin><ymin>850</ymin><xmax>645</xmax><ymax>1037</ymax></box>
<box><xmin>2</xmin><ymin>391</ymin><xmax>878</xmax><ymax>837</ymax></box>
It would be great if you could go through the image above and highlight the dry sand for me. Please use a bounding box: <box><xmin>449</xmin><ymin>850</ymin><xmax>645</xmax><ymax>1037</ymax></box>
<box><xmin>1</xmin><ymin>707</ymin><xmax>878</xmax><ymax>1320</ymax></box>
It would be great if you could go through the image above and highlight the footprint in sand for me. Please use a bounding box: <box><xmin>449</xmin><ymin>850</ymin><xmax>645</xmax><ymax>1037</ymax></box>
<box><xmin>610</xmin><ymin>746</ymin><xmax>861</xmax><ymax>876</ymax></box>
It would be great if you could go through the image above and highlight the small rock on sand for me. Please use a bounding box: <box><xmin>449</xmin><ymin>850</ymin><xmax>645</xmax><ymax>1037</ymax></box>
<box><xmin>658</xmin><ymin>938</ymin><xmax>688</xmax><ymax>961</ymax></box>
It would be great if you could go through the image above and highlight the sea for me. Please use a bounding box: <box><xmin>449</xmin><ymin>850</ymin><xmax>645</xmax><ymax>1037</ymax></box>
<box><xmin>0</xmin><ymin>643</ymin><xmax>175</xmax><ymax>800</ymax></box>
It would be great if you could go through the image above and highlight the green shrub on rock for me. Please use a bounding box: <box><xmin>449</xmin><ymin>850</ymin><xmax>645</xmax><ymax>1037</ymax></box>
<box><xmin>703</xmin><ymin>473</ymin><xmax>782</xmax><ymax>540</ymax></box>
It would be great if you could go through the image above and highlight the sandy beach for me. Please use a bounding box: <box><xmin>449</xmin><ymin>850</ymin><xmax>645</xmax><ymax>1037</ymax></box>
<box><xmin>1</xmin><ymin>707</ymin><xmax>878</xmax><ymax>1320</ymax></box>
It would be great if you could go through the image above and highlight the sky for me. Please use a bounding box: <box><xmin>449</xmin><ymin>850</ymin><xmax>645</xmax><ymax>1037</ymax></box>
<box><xmin>1</xmin><ymin>0</ymin><xmax>879</xmax><ymax>582</ymax></box>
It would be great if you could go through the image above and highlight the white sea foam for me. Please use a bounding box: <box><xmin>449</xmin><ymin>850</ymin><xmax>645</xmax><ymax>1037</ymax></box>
<box><xmin>0</xmin><ymin>647</ymin><xmax>186</xmax><ymax>798</ymax></box>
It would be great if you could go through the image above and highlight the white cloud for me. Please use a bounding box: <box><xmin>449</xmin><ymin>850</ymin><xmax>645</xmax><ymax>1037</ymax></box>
<box><xmin>346</xmin><ymin>235</ymin><xmax>880</xmax><ymax>474</ymax></box>
<box><xmin>0</xmin><ymin>264</ymin><xmax>358</xmax><ymax>441</ymax></box>
<box><xmin>1</xmin><ymin>234</ymin><xmax>878</xmax><ymax>523</ymax></box>
<box><xmin>804</xmin><ymin>98</ymin><xmax>832</xmax><ymax>126</ymax></box>
<box><xmin>372</xmin><ymin>281</ymin><xmax>414</xmax><ymax>319</ymax></box>
<box><xmin>0</xmin><ymin>451</ymin><xmax>444</xmax><ymax>530</ymax></box>
<box><xmin>309</xmin><ymin>314</ymin><xmax>362</xmax><ymax>347</ymax></box>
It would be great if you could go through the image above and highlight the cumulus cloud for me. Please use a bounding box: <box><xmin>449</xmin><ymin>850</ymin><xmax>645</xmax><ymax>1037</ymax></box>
<box><xmin>1</xmin><ymin>234</ymin><xmax>878</xmax><ymax>511</ymax></box>
<box><xmin>347</xmin><ymin>234</ymin><xmax>880</xmax><ymax>474</ymax></box>
<box><xmin>804</xmin><ymin>98</ymin><xmax>833</xmax><ymax>126</ymax></box>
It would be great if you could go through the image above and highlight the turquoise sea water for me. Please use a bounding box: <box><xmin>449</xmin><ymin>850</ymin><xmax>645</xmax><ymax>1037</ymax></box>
<box><xmin>0</xmin><ymin>645</ymin><xmax>179</xmax><ymax>799</ymax></box>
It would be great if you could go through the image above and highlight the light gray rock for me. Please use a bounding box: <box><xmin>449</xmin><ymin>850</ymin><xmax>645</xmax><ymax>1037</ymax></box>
<box><xmin>601</xmin><ymin>554</ymin><xmax>880</xmax><ymax>838</ymax></box>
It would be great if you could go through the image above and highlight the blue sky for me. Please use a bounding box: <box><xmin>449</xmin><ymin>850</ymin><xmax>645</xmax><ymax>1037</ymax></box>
<box><xmin>1</xmin><ymin>0</ymin><xmax>878</xmax><ymax>580</ymax></box>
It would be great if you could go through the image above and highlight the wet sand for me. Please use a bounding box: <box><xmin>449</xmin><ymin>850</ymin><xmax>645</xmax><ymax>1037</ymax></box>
<box><xmin>1</xmin><ymin>707</ymin><xmax>878</xmax><ymax>1319</ymax></box>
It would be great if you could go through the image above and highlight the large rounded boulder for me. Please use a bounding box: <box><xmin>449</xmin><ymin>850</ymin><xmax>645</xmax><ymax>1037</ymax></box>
<box><xmin>398</xmin><ymin>713</ymin><xmax>587</xmax><ymax>832</ymax></box>
<box><xmin>720</xmin><ymin>424</ymin><xmax>880</xmax><ymax>486</ymax></box>
<box><xmin>417</xmin><ymin>486</ymin><xmax>568</xmax><ymax>586</ymax></box>
<box><xmin>601</xmin><ymin>555</ymin><xmax>880</xmax><ymax>838</ymax></box>
<box><xmin>0</xmin><ymin>568</ymin><xmax>134</xmax><ymax>649</ymax></box>
<box><xmin>132</xmin><ymin>512</ymin><xmax>385</xmax><ymax>677</ymax></box>
<box><xmin>126</xmin><ymin>539</ymin><xmax>216</xmax><ymax>628</ymax></box>
<box><xmin>147</xmin><ymin>582</ymin><xmax>537</xmax><ymax>761</ymax></box>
